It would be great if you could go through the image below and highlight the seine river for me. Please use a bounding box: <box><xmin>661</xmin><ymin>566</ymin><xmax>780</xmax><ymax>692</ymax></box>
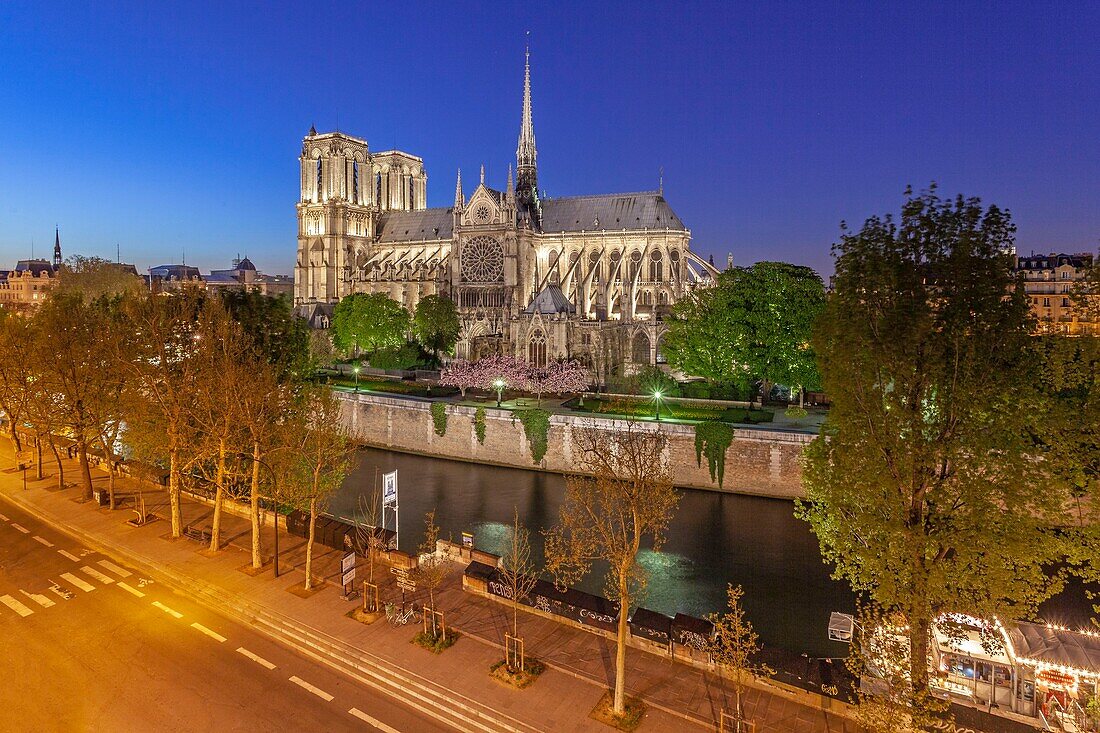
<box><xmin>328</xmin><ymin>446</ymin><xmax>1092</xmax><ymax>660</ymax></box>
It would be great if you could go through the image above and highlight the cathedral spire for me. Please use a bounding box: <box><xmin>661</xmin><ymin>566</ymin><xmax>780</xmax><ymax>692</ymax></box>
<box><xmin>516</xmin><ymin>46</ymin><xmax>537</xmax><ymax>171</ymax></box>
<box><xmin>480</xmin><ymin>164</ymin><xmax>485</xmax><ymax>185</ymax></box>
<box><xmin>53</xmin><ymin>227</ymin><xmax>62</xmax><ymax>268</ymax></box>
<box><xmin>515</xmin><ymin>46</ymin><xmax>541</xmax><ymax>229</ymax></box>
<box><xmin>454</xmin><ymin>168</ymin><xmax>464</xmax><ymax>208</ymax></box>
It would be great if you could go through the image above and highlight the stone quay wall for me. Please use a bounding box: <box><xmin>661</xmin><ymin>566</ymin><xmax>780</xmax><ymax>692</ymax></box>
<box><xmin>336</xmin><ymin>391</ymin><xmax>814</xmax><ymax>498</ymax></box>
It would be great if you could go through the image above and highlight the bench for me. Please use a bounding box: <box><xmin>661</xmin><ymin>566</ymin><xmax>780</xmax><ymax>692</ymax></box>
<box><xmin>183</xmin><ymin>524</ymin><xmax>212</xmax><ymax>544</ymax></box>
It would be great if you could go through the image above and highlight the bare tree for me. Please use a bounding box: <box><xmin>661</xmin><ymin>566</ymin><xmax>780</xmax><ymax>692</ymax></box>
<box><xmin>415</xmin><ymin>509</ymin><xmax>448</xmax><ymax>635</ymax></box>
<box><xmin>707</xmin><ymin>584</ymin><xmax>774</xmax><ymax>730</ymax></box>
<box><xmin>545</xmin><ymin>419</ymin><xmax>679</xmax><ymax>717</ymax></box>
<box><xmin>353</xmin><ymin>478</ymin><xmax>387</xmax><ymax>612</ymax></box>
<box><xmin>284</xmin><ymin>388</ymin><xmax>352</xmax><ymax>590</ymax></box>
<box><xmin>499</xmin><ymin>507</ymin><xmax>538</xmax><ymax>669</ymax></box>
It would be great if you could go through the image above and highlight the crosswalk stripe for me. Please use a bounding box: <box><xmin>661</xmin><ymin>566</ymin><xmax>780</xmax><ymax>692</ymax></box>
<box><xmin>0</xmin><ymin>594</ymin><xmax>33</xmax><ymax>617</ymax></box>
<box><xmin>152</xmin><ymin>601</ymin><xmax>183</xmax><ymax>619</ymax></box>
<box><xmin>236</xmin><ymin>647</ymin><xmax>276</xmax><ymax>669</ymax></box>
<box><xmin>348</xmin><ymin>708</ymin><xmax>402</xmax><ymax>733</ymax></box>
<box><xmin>60</xmin><ymin>572</ymin><xmax>95</xmax><ymax>592</ymax></box>
<box><xmin>289</xmin><ymin>676</ymin><xmax>334</xmax><ymax>701</ymax></box>
<box><xmin>10</xmin><ymin>523</ymin><xmax>29</xmax><ymax>534</ymax></box>
<box><xmin>190</xmin><ymin>622</ymin><xmax>226</xmax><ymax>642</ymax></box>
<box><xmin>0</xmin><ymin>513</ymin><xmax>9</xmax><ymax>521</ymax></box>
<box><xmin>32</xmin><ymin>536</ymin><xmax>53</xmax><ymax>547</ymax></box>
<box><xmin>20</xmin><ymin>590</ymin><xmax>54</xmax><ymax>608</ymax></box>
<box><xmin>81</xmin><ymin>566</ymin><xmax>114</xmax><ymax>585</ymax></box>
<box><xmin>96</xmin><ymin>560</ymin><xmax>132</xmax><ymax>578</ymax></box>
<box><xmin>57</xmin><ymin>549</ymin><xmax>80</xmax><ymax>561</ymax></box>
<box><xmin>116</xmin><ymin>582</ymin><xmax>145</xmax><ymax>598</ymax></box>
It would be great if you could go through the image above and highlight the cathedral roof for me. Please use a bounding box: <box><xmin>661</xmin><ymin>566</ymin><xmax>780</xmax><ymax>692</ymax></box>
<box><xmin>540</xmin><ymin>192</ymin><xmax>686</xmax><ymax>233</ymax></box>
<box><xmin>376</xmin><ymin>208</ymin><xmax>454</xmax><ymax>243</ymax></box>
<box><xmin>524</xmin><ymin>284</ymin><xmax>576</xmax><ymax>315</ymax></box>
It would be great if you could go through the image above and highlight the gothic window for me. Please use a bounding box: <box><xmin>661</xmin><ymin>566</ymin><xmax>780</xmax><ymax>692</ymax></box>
<box><xmin>528</xmin><ymin>329</ymin><xmax>547</xmax><ymax>367</ymax></box>
<box><xmin>409</xmin><ymin>179</ymin><xmax>415</xmax><ymax>208</ymax></box>
<box><xmin>461</xmin><ymin>236</ymin><xmax>505</xmax><ymax>283</ymax></box>
<box><xmin>610</xmin><ymin>250</ymin><xmax>622</xmax><ymax>281</ymax></box>
<box><xmin>629</xmin><ymin>250</ymin><xmax>642</xmax><ymax>282</ymax></box>
<box><xmin>376</xmin><ymin>173</ymin><xmax>382</xmax><ymax>204</ymax></box>
<box><xmin>651</xmin><ymin>250</ymin><xmax>663</xmax><ymax>282</ymax></box>
<box><xmin>316</xmin><ymin>158</ymin><xmax>323</xmax><ymax>199</ymax></box>
<box><xmin>352</xmin><ymin>162</ymin><xmax>359</xmax><ymax>202</ymax></box>
<box><xmin>589</xmin><ymin>251</ymin><xmax>601</xmax><ymax>284</ymax></box>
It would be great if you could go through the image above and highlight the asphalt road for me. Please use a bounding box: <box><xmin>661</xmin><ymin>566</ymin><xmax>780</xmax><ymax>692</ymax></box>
<box><xmin>0</xmin><ymin>496</ymin><xmax>453</xmax><ymax>733</ymax></box>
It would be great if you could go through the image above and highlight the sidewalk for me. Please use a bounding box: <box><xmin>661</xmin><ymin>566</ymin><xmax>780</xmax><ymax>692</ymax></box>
<box><xmin>0</xmin><ymin>441</ymin><xmax>855</xmax><ymax>733</ymax></box>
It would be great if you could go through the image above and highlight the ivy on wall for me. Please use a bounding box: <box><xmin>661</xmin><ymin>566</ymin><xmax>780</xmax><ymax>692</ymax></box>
<box><xmin>517</xmin><ymin>409</ymin><xmax>551</xmax><ymax>464</ymax></box>
<box><xmin>431</xmin><ymin>402</ymin><xmax>448</xmax><ymax>437</ymax></box>
<box><xmin>694</xmin><ymin>421</ymin><xmax>734</xmax><ymax>488</ymax></box>
<box><xmin>473</xmin><ymin>407</ymin><xmax>486</xmax><ymax>445</ymax></box>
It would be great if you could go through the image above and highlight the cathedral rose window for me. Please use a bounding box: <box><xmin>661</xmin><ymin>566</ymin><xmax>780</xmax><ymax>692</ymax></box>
<box><xmin>461</xmin><ymin>236</ymin><xmax>505</xmax><ymax>282</ymax></box>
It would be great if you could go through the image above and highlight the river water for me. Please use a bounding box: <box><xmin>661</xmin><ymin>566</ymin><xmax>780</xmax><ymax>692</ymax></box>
<box><xmin>328</xmin><ymin>446</ymin><xmax>1093</xmax><ymax>660</ymax></box>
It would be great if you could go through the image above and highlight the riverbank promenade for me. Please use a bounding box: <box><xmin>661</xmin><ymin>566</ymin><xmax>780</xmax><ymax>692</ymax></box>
<box><xmin>0</xmin><ymin>442</ymin><xmax>855</xmax><ymax>732</ymax></box>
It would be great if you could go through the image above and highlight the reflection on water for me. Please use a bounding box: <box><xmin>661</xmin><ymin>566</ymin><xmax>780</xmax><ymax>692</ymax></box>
<box><xmin>329</xmin><ymin>446</ymin><xmax>857</xmax><ymax>658</ymax></box>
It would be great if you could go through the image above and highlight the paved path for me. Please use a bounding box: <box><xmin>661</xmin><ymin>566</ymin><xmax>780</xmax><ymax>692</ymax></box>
<box><xmin>0</xmin><ymin>439</ymin><xmax>858</xmax><ymax>732</ymax></box>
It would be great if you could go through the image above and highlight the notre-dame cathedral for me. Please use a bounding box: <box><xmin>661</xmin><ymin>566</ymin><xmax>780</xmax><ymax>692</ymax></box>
<box><xmin>294</xmin><ymin>51</ymin><xmax>718</xmax><ymax>379</ymax></box>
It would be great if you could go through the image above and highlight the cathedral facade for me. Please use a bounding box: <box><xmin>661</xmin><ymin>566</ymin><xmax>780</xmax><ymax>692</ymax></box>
<box><xmin>294</xmin><ymin>53</ymin><xmax>717</xmax><ymax>378</ymax></box>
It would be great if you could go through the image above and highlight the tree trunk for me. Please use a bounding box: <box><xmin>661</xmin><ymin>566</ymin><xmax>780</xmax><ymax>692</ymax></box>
<box><xmin>250</xmin><ymin>441</ymin><xmax>263</xmax><ymax>569</ymax></box>
<box><xmin>613</xmin><ymin>572</ymin><xmax>630</xmax><ymax>716</ymax></box>
<box><xmin>35</xmin><ymin>436</ymin><xmax>43</xmax><ymax>480</ymax></box>
<box><xmin>306</xmin><ymin>498</ymin><xmax>317</xmax><ymax>591</ymax></box>
<box><xmin>9</xmin><ymin>422</ymin><xmax>20</xmax><ymax>452</ymax></box>
<box><xmin>798</xmin><ymin>387</ymin><xmax>805</xmax><ymax>409</ymax></box>
<box><xmin>49</xmin><ymin>439</ymin><xmax>64</xmax><ymax>490</ymax></box>
<box><xmin>209</xmin><ymin>442</ymin><xmax>226</xmax><ymax>552</ymax></box>
<box><xmin>168</xmin><ymin>443</ymin><xmax>182</xmax><ymax>538</ymax></box>
<box><xmin>77</xmin><ymin>438</ymin><xmax>93</xmax><ymax>500</ymax></box>
<box><xmin>760</xmin><ymin>379</ymin><xmax>771</xmax><ymax>408</ymax></box>
<box><xmin>99</xmin><ymin>436</ymin><xmax>116</xmax><ymax>510</ymax></box>
<box><xmin>909</xmin><ymin>610</ymin><xmax>931</xmax><ymax>708</ymax></box>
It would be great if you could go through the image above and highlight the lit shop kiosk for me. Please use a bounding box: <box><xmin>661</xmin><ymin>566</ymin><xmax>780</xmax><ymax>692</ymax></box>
<box><xmin>1007</xmin><ymin>621</ymin><xmax>1100</xmax><ymax>725</ymax></box>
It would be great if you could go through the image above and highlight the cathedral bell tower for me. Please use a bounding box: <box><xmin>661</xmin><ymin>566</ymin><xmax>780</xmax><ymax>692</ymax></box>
<box><xmin>515</xmin><ymin>49</ymin><xmax>541</xmax><ymax>230</ymax></box>
<box><xmin>294</xmin><ymin>128</ymin><xmax>373</xmax><ymax>305</ymax></box>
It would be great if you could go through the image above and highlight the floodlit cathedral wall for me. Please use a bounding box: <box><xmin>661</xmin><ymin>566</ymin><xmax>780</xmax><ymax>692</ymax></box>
<box><xmin>294</xmin><ymin>54</ymin><xmax>718</xmax><ymax>376</ymax></box>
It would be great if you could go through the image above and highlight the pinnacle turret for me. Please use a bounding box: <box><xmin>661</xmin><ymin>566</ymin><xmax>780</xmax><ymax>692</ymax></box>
<box><xmin>454</xmin><ymin>168</ymin><xmax>464</xmax><ymax>208</ymax></box>
<box><xmin>515</xmin><ymin>47</ymin><xmax>541</xmax><ymax>229</ymax></box>
<box><xmin>53</xmin><ymin>227</ymin><xmax>62</xmax><ymax>268</ymax></box>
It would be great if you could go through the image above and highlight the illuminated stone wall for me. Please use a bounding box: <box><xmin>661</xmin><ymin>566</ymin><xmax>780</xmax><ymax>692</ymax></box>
<box><xmin>336</xmin><ymin>391</ymin><xmax>812</xmax><ymax>498</ymax></box>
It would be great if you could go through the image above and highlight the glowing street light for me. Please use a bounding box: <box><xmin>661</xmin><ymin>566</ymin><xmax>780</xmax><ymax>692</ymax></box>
<box><xmin>494</xmin><ymin>378</ymin><xmax>505</xmax><ymax>407</ymax></box>
<box><xmin>653</xmin><ymin>389</ymin><xmax>663</xmax><ymax>422</ymax></box>
<box><xmin>353</xmin><ymin>364</ymin><xmax>361</xmax><ymax>393</ymax></box>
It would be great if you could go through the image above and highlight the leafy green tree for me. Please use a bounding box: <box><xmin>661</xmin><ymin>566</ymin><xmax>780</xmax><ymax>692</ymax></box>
<box><xmin>411</xmin><ymin>294</ymin><xmax>460</xmax><ymax>364</ymax></box>
<box><xmin>797</xmin><ymin>188</ymin><xmax>1067</xmax><ymax>706</ymax></box>
<box><xmin>57</xmin><ymin>255</ymin><xmax>145</xmax><ymax>300</ymax></box>
<box><xmin>219</xmin><ymin>290</ymin><xmax>310</xmax><ymax>382</ymax></box>
<box><xmin>662</xmin><ymin>280</ymin><xmax>746</xmax><ymax>387</ymax></box>
<box><xmin>663</xmin><ymin>262</ymin><xmax>824</xmax><ymax>404</ymax></box>
<box><xmin>331</xmin><ymin>293</ymin><xmax>409</xmax><ymax>357</ymax></box>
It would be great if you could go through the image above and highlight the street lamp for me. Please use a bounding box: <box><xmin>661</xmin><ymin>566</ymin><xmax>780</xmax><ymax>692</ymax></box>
<box><xmin>653</xmin><ymin>390</ymin><xmax>663</xmax><ymax>422</ymax></box>
<box><xmin>493</xmin><ymin>378</ymin><xmax>505</xmax><ymax>407</ymax></box>
<box><xmin>353</xmin><ymin>364</ymin><xmax>360</xmax><ymax>393</ymax></box>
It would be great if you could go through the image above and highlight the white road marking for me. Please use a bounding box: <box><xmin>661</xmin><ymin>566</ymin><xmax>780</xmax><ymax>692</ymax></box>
<box><xmin>0</xmin><ymin>513</ymin><xmax>9</xmax><ymax>521</ymax></box>
<box><xmin>10</xmin><ymin>523</ymin><xmax>29</xmax><ymax>534</ymax></box>
<box><xmin>152</xmin><ymin>601</ymin><xmax>183</xmax><ymax>619</ymax></box>
<box><xmin>190</xmin><ymin>622</ymin><xmax>226</xmax><ymax>642</ymax></box>
<box><xmin>349</xmin><ymin>708</ymin><xmax>402</xmax><ymax>733</ymax></box>
<box><xmin>32</xmin><ymin>535</ymin><xmax>54</xmax><ymax>547</ymax></box>
<box><xmin>81</xmin><ymin>566</ymin><xmax>115</xmax><ymax>585</ymax></box>
<box><xmin>116</xmin><ymin>582</ymin><xmax>145</xmax><ymax>598</ymax></box>
<box><xmin>0</xmin><ymin>594</ymin><xmax>33</xmax><ymax>617</ymax></box>
<box><xmin>57</xmin><ymin>549</ymin><xmax>80</xmax><ymax>562</ymax></box>
<box><xmin>20</xmin><ymin>590</ymin><xmax>54</xmax><ymax>608</ymax></box>
<box><xmin>236</xmin><ymin>647</ymin><xmax>275</xmax><ymax>670</ymax></box>
<box><xmin>60</xmin><ymin>572</ymin><xmax>95</xmax><ymax>592</ymax></box>
<box><xmin>289</xmin><ymin>676</ymin><xmax>334</xmax><ymax>702</ymax></box>
<box><xmin>96</xmin><ymin>560</ymin><xmax>131</xmax><ymax>578</ymax></box>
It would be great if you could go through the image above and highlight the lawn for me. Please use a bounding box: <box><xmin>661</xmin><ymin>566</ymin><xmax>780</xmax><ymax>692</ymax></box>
<box><xmin>565</xmin><ymin>396</ymin><xmax>772</xmax><ymax>424</ymax></box>
<box><xmin>327</xmin><ymin>376</ymin><xmax>459</xmax><ymax>398</ymax></box>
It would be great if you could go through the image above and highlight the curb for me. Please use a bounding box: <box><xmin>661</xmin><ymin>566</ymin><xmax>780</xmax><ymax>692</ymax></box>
<box><xmin>0</xmin><ymin>488</ymin><xmax>543</xmax><ymax>733</ymax></box>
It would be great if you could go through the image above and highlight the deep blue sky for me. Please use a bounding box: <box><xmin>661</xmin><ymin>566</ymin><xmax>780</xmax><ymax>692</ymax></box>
<box><xmin>1</xmin><ymin>1</ymin><xmax>1097</xmax><ymax>276</ymax></box>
